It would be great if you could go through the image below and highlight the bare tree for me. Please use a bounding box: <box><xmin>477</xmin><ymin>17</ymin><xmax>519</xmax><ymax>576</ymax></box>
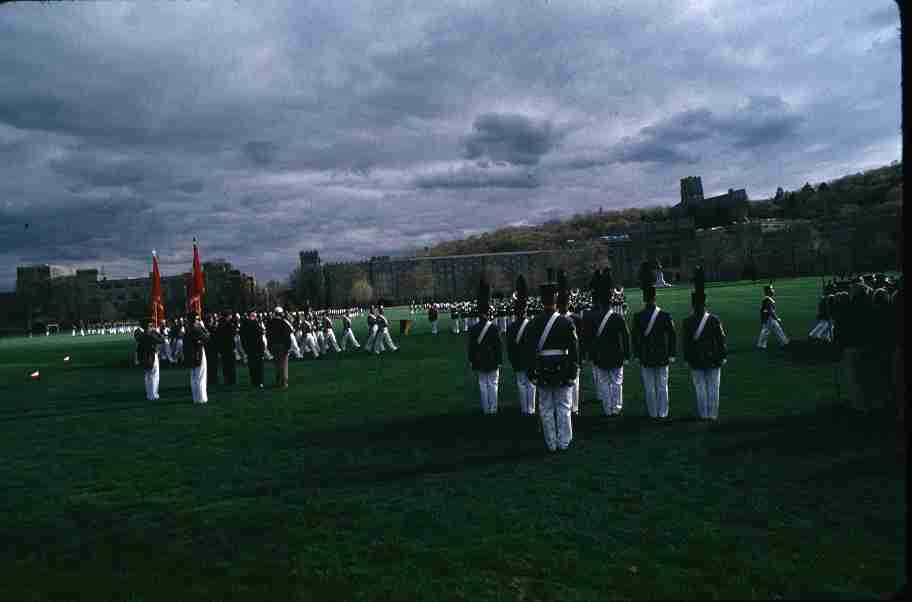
<box><xmin>351</xmin><ymin>278</ymin><xmax>373</xmax><ymax>305</ymax></box>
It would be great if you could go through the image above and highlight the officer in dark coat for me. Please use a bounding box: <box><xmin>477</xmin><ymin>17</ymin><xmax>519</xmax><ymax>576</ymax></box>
<box><xmin>681</xmin><ymin>266</ymin><xmax>727</xmax><ymax>421</ymax></box>
<box><xmin>631</xmin><ymin>277</ymin><xmax>676</xmax><ymax>419</ymax></box>
<box><xmin>215</xmin><ymin>312</ymin><xmax>239</xmax><ymax>386</ymax></box>
<box><xmin>266</xmin><ymin>307</ymin><xmax>294</xmax><ymax>389</ymax></box>
<box><xmin>585</xmin><ymin>268</ymin><xmax>630</xmax><ymax>416</ymax></box>
<box><xmin>522</xmin><ymin>269</ymin><xmax>579</xmax><ymax>451</ymax></box>
<box><xmin>505</xmin><ymin>275</ymin><xmax>536</xmax><ymax>415</ymax></box>
<box><xmin>467</xmin><ymin>277</ymin><xmax>503</xmax><ymax>414</ymax></box>
<box><xmin>239</xmin><ymin>309</ymin><xmax>266</xmax><ymax>388</ymax></box>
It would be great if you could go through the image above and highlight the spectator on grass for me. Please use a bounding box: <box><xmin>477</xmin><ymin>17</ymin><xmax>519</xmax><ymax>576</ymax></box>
<box><xmin>266</xmin><ymin>307</ymin><xmax>294</xmax><ymax>389</ymax></box>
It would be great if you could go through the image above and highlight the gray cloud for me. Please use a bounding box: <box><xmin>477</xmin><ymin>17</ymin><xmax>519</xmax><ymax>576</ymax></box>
<box><xmin>464</xmin><ymin>113</ymin><xmax>558</xmax><ymax>165</ymax></box>
<box><xmin>416</xmin><ymin>164</ymin><xmax>540</xmax><ymax>189</ymax></box>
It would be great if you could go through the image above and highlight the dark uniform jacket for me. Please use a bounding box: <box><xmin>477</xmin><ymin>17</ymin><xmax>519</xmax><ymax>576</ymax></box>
<box><xmin>342</xmin><ymin>315</ymin><xmax>352</xmax><ymax>331</ymax></box>
<box><xmin>214</xmin><ymin>319</ymin><xmax>238</xmax><ymax>352</ymax></box>
<box><xmin>266</xmin><ymin>316</ymin><xmax>294</xmax><ymax>355</ymax></box>
<box><xmin>505</xmin><ymin>316</ymin><xmax>533</xmax><ymax>372</ymax></box>
<box><xmin>584</xmin><ymin>307</ymin><xmax>630</xmax><ymax>370</ymax></box>
<box><xmin>760</xmin><ymin>296</ymin><xmax>779</xmax><ymax>324</ymax></box>
<box><xmin>428</xmin><ymin>307</ymin><xmax>438</xmax><ymax>321</ymax></box>
<box><xmin>239</xmin><ymin>318</ymin><xmax>266</xmax><ymax>358</ymax></box>
<box><xmin>185</xmin><ymin>323</ymin><xmax>210</xmax><ymax>368</ymax></box>
<box><xmin>467</xmin><ymin>319</ymin><xmax>502</xmax><ymax>372</ymax></box>
<box><xmin>321</xmin><ymin>316</ymin><xmax>333</xmax><ymax>332</ymax></box>
<box><xmin>631</xmin><ymin>305</ymin><xmax>676</xmax><ymax>368</ymax></box>
<box><xmin>137</xmin><ymin>330</ymin><xmax>165</xmax><ymax>369</ymax></box>
<box><xmin>367</xmin><ymin>314</ymin><xmax>377</xmax><ymax>330</ymax></box>
<box><xmin>681</xmin><ymin>312</ymin><xmax>726</xmax><ymax>370</ymax></box>
<box><xmin>376</xmin><ymin>314</ymin><xmax>389</xmax><ymax>332</ymax></box>
<box><xmin>564</xmin><ymin>311</ymin><xmax>585</xmax><ymax>362</ymax></box>
<box><xmin>521</xmin><ymin>311</ymin><xmax>579</xmax><ymax>387</ymax></box>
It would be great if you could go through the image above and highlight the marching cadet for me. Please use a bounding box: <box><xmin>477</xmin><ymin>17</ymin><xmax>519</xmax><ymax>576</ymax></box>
<box><xmin>340</xmin><ymin>312</ymin><xmax>361</xmax><ymax>350</ymax></box>
<box><xmin>451</xmin><ymin>303</ymin><xmax>461</xmax><ymax>334</ymax></box>
<box><xmin>467</xmin><ymin>278</ymin><xmax>503</xmax><ymax>414</ymax></box>
<box><xmin>523</xmin><ymin>269</ymin><xmax>580</xmax><ymax>452</ymax></box>
<box><xmin>322</xmin><ymin>312</ymin><xmax>341</xmax><ymax>353</ymax></box>
<box><xmin>631</xmin><ymin>276</ymin><xmax>676</xmax><ymax>419</ymax></box>
<box><xmin>374</xmin><ymin>307</ymin><xmax>398</xmax><ymax>354</ymax></box>
<box><xmin>756</xmin><ymin>281</ymin><xmax>789</xmax><ymax>349</ymax></box>
<box><xmin>808</xmin><ymin>294</ymin><xmax>834</xmax><ymax>343</ymax></box>
<box><xmin>185</xmin><ymin>313</ymin><xmax>211</xmax><ymax>404</ymax></box>
<box><xmin>365</xmin><ymin>306</ymin><xmax>379</xmax><ymax>351</ymax></box>
<box><xmin>239</xmin><ymin>309</ymin><xmax>266</xmax><ymax>388</ymax></box>
<box><xmin>215</xmin><ymin>312</ymin><xmax>239</xmax><ymax>386</ymax></box>
<box><xmin>136</xmin><ymin>321</ymin><xmax>165</xmax><ymax>401</ymax></box>
<box><xmin>681</xmin><ymin>266</ymin><xmax>727</xmax><ymax>421</ymax></box>
<box><xmin>505</xmin><ymin>275</ymin><xmax>536</xmax><ymax>415</ymax></box>
<box><xmin>266</xmin><ymin>307</ymin><xmax>294</xmax><ymax>389</ymax></box>
<box><xmin>428</xmin><ymin>304</ymin><xmax>439</xmax><ymax>335</ymax></box>
<box><xmin>556</xmin><ymin>270</ymin><xmax>583</xmax><ymax>415</ymax></box>
<box><xmin>586</xmin><ymin>268</ymin><xmax>630</xmax><ymax>416</ymax></box>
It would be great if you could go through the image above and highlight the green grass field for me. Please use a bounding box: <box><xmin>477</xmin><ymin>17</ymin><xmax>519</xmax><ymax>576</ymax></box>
<box><xmin>0</xmin><ymin>276</ymin><xmax>904</xmax><ymax>601</ymax></box>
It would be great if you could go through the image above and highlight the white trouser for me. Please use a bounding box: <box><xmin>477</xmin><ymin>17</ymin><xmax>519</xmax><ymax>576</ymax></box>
<box><xmin>262</xmin><ymin>335</ymin><xmax>273</xmax><ymax>360</ymax></box>
<box><xmin>757</xmin><ymin>319</ymin><xmax>789</xmax><ymax>348</ymax></box>
<box><xmin>463</xmin><ymin>318</ymin><xmax>470</xmax><ymax>332</ymax></box>
<box><xmin>516</xmin><ymin>370</ymin><xmax>536</xmax><ymax>414</ymax></box>
<box><xmin>316</xmin><ymin>331</ymin><xmax>326</xmax><ymax>354</ymax></box>
<box><xmin>808</xmin><ymin>320</ymin><xmax>833</xmax><ymax>342</ymax></box>
<box><xmin>160</xmin><ymin>341</ymin><xmax>172</xmax><ymax>363</ymax></box>
<box><xmin>692</xmin><ymin>367</ymin><xmax>721</xmax><ymax>420</ymax></box>
<box><xmin>304</xmin><ymin>333</ymin><xmax>320</xmax><ymax>358</ymax></box>
<box><xmin>452</xmin><ymin>320</ymin><xmax>460</xmax><ymax>334</ymax></box>
<box><xmin>477</xmin><ymin>369</ymin><xmax>500</xmax><ymax>414</ymax></box>
<box><xmin>144</xmin><ymin>354</ymin><xmax>160</xmax><ymax>401</ymax></box>
<box><xmin>235</xmin><ymin>335</ymin><xmax>247</xmax><ymax>363</ymax></box>
<box><xmin>571</xmin><ymin>368</ymin><xmax>581</xmax><ymax>414</ymax></box>
<box><xmin>365</xmin><ymin>325</ymin><xmax>378</xmax><ymax>351</ymax></box>
<box><xmin>341</xmin><ymin>329</ymin><xmax>360</xmax><ymax>350</ymax></box>
<box><xmin>324</xmin><ymin>330</ymin><xmax>341</xmax><ymax>352</ymax></box>
<box><xmin>595</xmin><ymin>365</ymin><xmax>624</xmax><ymax>415</ymax></box>
<box><xmin>172</xmin><ymin>339</ymin><xmax>183</xmax><ymax>363</ymax></box>
<box><xmin>431</xmin><ymin>320</ymin><xmax>438</xmax><ymax>335</ymax></box>
<box><xmin>538</xmin><ymin>385</ymin><xmax>573</xmax><ymax>450</ymax></box>
<box><xmin>191</xmin><ymin>350</ymin><xmax>208</xmax><ymax>403</ymax></box>
<box><xmin>641</xmin><ymin>365</ymin><xmax>669</xmax><ymax>418</ymax></box>
<box><xmin>377</xmin><ymin>330</ymin><xmax>397</xmax><ymax>353</ymax></box>
<box><xmin>290</xmin><ymin>333</ymin><xmax>303</xmax><ymax>359</ymax></box>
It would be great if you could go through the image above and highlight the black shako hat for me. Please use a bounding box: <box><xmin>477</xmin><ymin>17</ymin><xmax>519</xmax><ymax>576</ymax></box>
<box><xmin>477</xmin><ymin>275</ymin><xmax>491</xmax><ymax>316</ymax></box>
<box><xmin>600</xmin><ymin>267</ymin><xmax>615</xmax><ymax>306</ymax></box>
<box><xmin>692</xmin><ymin>265</ymin><xmax>706</xmax><ymax>307</ymax></box>
<box><xmin>764</xmin><ymin>280</ymin><xmax>775</xmax><ymax>296</ymax></box>
<box><xmin>514</xmin><ymin>274</ymin><xmax>528</xmax><ymax>315</ymax></box>
<box><xmin>556</xmin><ymin>270</ymin><xmax>569</xmax><ymax>310</ymax></box>
<box><xmin>540</xmin><ymin>268</ymin><xmax>558</xmax><ymax>303</ymax></box>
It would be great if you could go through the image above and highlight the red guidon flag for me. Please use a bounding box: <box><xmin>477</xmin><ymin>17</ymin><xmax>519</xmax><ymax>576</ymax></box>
<box><xmin>150</xmin><ymin>250</ymin><xmax>165</xmax><ymax>327</ymax></box>
<box><xmin>189</xmin><ymin>238</ymin><xmax>205</xmax><ymax>315</ymax></box>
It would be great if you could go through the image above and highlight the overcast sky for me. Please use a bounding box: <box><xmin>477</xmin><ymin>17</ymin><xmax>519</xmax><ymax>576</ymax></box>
<box><xmin>0</xmin><ymin>0</ymin><xmax>901</xmax><ymax>291</ymax></box>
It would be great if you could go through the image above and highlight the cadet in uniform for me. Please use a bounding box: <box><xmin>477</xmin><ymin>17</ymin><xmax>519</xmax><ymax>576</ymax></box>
<box><xmin>756</xmin><ymin>281</ymin><xmax>789</xmax><ymax>349</ymax></box>
<box><xmin>322</xmin><ymin>313</ymin><xmax>342</xmax><ymax>353</ymax></box>
<box><xmin>505</xmin><ymin>275</ymin><xmax>536</xmax><ymax>415</ymax></box>
<box><xmin>185</xmin><ymin>312</ymin><xmax>211</xmax><ymax>404</ymax></box>
<box><xmin>428</xmin><ymin>304</ymin><xmax>439</xmax><ymax>335</ymax></box>
<box><xmin>340</xmin><ymin>313</ymin><xmax>360</xmax><ymax>350</ymax></box>
<box><xmin>524</xmin><ymin>270</ymin><xmax>580</xmax><ymax>451</ymax></box>
<box><xmin>631</xmin><ymin>277</ymin><xmax>676</xmax><ymax>419</ymax></box>
<box><xmin>375</xmin><ymin>307</ymin><xmax>398</xmax><ymax>354</ymax></box>
<box><xmin>585</xmin><ymin>269</ymin><xmax>630</xmax><ymax>416</ymax></box>
<box><xmin>136</xmin><ymin>321</ymin><xmax>165</xmax><ymax>401</ymax></box>
<box><xmin>467</xmin><ymin>278</ymin><xmax>503</xmax><ymax>414</ymax></box>
<box><xmin>556</xmin><ymin>270</ymin><xmax>583</xmax><ymax>415</ymax></box>
<box><xmin>681</xmin><ymin>266</ymin><xmax>727</xmax><ymax>421</ymax></box>
<box><xmin>365</xmin><ymin>306</ymin><xmax>379</xmax><ymax>352</ymax></box>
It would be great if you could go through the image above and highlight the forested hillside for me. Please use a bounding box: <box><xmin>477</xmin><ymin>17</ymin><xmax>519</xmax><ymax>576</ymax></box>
<box><xmin>426</xmin><ymin>162</ymin><xmax>902</xmax><ymax>257</ymax></box>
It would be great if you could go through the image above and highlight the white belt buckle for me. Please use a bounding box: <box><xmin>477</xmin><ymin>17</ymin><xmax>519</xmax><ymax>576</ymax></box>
<box><xmin>538</xmin><ymin>349</ymin><xmax>567</xmax><ymax>357</ymax></box>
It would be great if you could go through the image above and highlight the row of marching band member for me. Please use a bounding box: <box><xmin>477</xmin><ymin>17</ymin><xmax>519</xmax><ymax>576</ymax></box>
<box><xmin>66</xmin><ymin>321</ymin><xmax>141</xmax><ymax>336</ymax></box>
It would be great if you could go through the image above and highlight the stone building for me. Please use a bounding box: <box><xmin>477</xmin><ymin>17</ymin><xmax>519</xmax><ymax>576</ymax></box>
<box><xmin>10</xmin><ymin>259</ymin><xmax>256</xmax><ymax>328</ymax></box>
<box><xmin>671</xmin><ymin>176</ymin><xmax>749</xmax><ymax>228</ymax></box>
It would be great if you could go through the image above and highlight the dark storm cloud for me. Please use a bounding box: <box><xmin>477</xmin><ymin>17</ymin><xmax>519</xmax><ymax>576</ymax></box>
<box><xmin>464</xmin><ymin>113</ymin><xmax>558</xmax><ymax>166</ymax></box>
<box><xmin>0</xmin><ymin>1</ymin><xmax>900</xmax><ymax>291</ymax></box>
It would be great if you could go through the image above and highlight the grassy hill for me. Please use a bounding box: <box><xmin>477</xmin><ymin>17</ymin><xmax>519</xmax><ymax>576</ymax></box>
<box><xmin>0</xmin><ymin>276</ymin><xmax>904</xmax><ymax>600</ymax></box>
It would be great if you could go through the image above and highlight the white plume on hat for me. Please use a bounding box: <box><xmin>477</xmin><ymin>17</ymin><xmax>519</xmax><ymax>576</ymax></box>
<box><xmin>274</xmin><ymin>306</ymin><xmax>284</xmax><ymax>314</ymax></box>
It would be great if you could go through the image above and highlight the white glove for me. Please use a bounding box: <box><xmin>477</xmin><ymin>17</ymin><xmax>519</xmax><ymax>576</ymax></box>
<box><xmin>623</xmin><ymin>360</ymin><xmax>629</xmax><ymax>366</ymax></box>
<box><xmin>722</xmin><ymin>358</ymin><xmax>728</xmax><ymax>366</ymax></box>
<box><xmin>669</xmin><ymin>357</ymin><xmax>676</xmax><ymax>364</ymax></box>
